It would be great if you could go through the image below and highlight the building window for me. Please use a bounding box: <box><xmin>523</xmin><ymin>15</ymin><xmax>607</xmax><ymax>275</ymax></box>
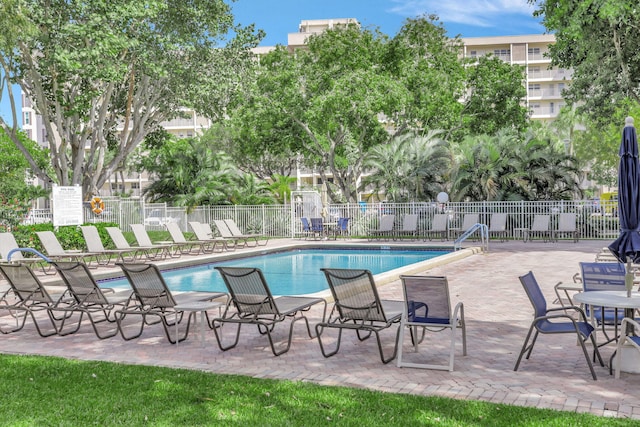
<box><xmin>494</xmin><ymin>49</ymin><xmax>510</xmax><ymax>57</ymax></box>
<box><xmin>470</xmin><ymin>50</ymin><xmax>477</xmax><ymax>57</ymax></box>
<box><xmin>550</xmin><ymin>102</ymin><xmax>555</xmax><ymax>113</ymax></box>
<box><xmin>24</xmin><ymin>111</ymin><xmax>30</xmax><ymax>125</ymax></box>
<box><xmin>528</xmin><ymin>47</ymin><xmax>541</xmax><ymax>55</ymax></box>
<box><xmin>131</xmin><ymin>182</ymin><xmax>139</xmax><ymax>189</ymax></box>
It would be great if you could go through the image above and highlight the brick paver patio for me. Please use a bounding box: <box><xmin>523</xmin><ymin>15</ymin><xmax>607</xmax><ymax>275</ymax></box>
<box><xmin>1</xmin><ymin>238</ymin><xmax>639</xmax><ymax>419</ymax></box>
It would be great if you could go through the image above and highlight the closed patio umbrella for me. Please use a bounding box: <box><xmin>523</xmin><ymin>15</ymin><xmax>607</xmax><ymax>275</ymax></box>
<box><xmin>608</xmin><ymin>117</ymin><xmax>640</xmax><ymax>297</ymax></box>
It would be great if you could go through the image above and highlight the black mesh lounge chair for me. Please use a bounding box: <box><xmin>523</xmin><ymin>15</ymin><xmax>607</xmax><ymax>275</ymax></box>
<box><xmin>396</xmin><ymin>275</ymin><xmax>467</xmax><ymax>371</ymax></box>
<box><xmin>316</xmin><ymin>268</ymin><xmax>404</xmax><ymax>364</ymax></box>
<box><xmin>116</xmin><ymin>263</ymin><xmax>227</xmax><ymax>343</ymax></box>
<box><xmin>52</xmin><ymin>261</ymin><xmax>134</xmax><ymax>339</ymax></box>
<box><xmin>0</xmin><ymin>263</ymin><xmax>67</xmax><ymax>337</ymax></box>
<box><xmin>514</xmin><ymin>271</ymin><xmax>604</xmax><ymax>380</ymax></box>
<box><xmin>213</xmin><ymin>266</ymin><xmax>327</xmax><ymax>356</ymax></box>
<box><xmin>224</xmin><ymin>219</ymin><xmax>268</xmax><ymax>246</ymax></box>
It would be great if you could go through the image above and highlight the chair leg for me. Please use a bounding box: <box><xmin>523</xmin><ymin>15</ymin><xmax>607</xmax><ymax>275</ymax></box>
<box><xmin>315</xmin><ymin>323</ymin><xmax>344</xmax><ymax>358</ymax></box>
<box><xmin>514</xmin><ymin>325</ymin><xmax>537</xmax><ymax>371</ymax></box>
<box><xmin>211</xmin><ymin>319</ymin><xmax>243</xmax><ymax>351</ymax></box>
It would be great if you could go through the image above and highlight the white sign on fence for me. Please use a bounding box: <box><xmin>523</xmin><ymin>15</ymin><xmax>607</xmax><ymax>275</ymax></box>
<box><xmin>52</xmin><ymin>186</ymin><xmax>83</xmax><ymax>227</ymax></box>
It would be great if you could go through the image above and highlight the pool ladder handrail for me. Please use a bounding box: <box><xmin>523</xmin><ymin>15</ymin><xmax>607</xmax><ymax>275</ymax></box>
<box><xmin>6</xmin><ymin>248</ymin><xmax>51</xmax><ymax>263</ymax></box>
<box><xmin>454</xmin><ymin>223</ymin><xmax>488</xmax><ymax>252</ymax></box>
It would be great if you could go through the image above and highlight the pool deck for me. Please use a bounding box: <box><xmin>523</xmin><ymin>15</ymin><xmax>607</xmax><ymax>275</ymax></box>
<box><xmin>2</xmin><ymin>237</ymin><xmax>640</xmax><ymax>419</ymax></box>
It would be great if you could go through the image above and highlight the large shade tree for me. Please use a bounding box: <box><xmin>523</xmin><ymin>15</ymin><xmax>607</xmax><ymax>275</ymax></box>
<box><xmin>0</xmin><ymin>0</ymin><xmax>260</xmax><ymax>199</ymax></box>
<box><xmin>531</xmin><ymin>0</ymin><xmax>640</xmax><ymax>121</ymax></box>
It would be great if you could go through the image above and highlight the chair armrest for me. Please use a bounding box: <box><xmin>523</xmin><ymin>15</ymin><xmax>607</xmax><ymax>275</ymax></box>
<box><xmin>545</xmin><ymin>305</ymin><xmax>590</xmax><ymax>322</ymax></box>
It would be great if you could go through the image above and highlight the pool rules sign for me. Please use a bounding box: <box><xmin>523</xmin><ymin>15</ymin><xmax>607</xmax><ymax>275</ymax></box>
<box><xmin>52</xmin><ymin>185</ymin><xmax>83</xmax><ymax>227</ymax></box>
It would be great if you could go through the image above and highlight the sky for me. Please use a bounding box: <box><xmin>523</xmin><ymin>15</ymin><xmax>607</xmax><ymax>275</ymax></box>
<box><xmin>1</xmin><ymin>0</ymin><xmax>546</xmax><ymax>126</ymax></box>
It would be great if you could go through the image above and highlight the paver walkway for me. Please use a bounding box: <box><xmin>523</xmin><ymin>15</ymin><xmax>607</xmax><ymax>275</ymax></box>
<box><xmin>1</xmin><ymin>238</ymin><xmax>639</xmax><ymax>419</ymax></box>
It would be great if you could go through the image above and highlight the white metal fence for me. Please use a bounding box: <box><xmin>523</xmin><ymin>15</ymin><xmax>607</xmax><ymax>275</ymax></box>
<box><xmin>22</xmin><ymin>198</ymin><xmax>620</xmax><ymax>241</ymax></box>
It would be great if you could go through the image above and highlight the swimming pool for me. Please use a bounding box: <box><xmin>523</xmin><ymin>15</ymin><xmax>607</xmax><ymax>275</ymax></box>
<box><xmin>101</xmin><ymin>247</ymin><xmax>451</xmax><ymax>296</ymax></box>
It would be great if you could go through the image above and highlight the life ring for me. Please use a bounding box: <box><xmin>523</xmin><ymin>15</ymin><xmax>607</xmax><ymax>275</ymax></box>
<box><xmin>90</xmin><ymin>197</ymin><xmax>105</xmax><ymax>215</ymax></box>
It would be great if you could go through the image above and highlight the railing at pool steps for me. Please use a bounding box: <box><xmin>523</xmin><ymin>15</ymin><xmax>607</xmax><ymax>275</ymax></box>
<box><xmin>454</xmin><ymin>223</ymin><xmax>489</xmax><ymax>252</ymax></box>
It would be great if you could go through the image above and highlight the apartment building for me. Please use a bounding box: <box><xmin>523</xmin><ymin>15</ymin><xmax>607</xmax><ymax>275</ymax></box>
<box><xmin>461</xmin><ymin>34</ymin><xmax>571</xmax><ymax>121</ymax></box>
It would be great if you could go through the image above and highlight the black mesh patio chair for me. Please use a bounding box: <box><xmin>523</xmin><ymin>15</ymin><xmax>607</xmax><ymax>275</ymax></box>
<box><xmin>0</xmin><ymin>263</ymin><xmax>68</xmax><ymax>337</ymax></box>
<box><xmin>213</xmin><ymin>266</ymin><xmax>327</xmax><ymax>356</ymax></box>
<box><xmin>514</xmin><ymin>271</ymin><xmax>604</xmax><ymax>380</ymax></box>
<box><xmin>52</xmin><ymin>261</ymin><xmax>134</xmax><ymax>339</ymax></box>
<box><xmin>316</xmin><ymin>268</ymin><xmax>404</xmax><ymax>364</ymax></box>
<box><xmin>396</xmin><ymin>275</ymin><xmax>467</xmax><ymax>371</ymax></box>
<box><xmin>116</xmin><ymin>263</ymin><xmax>227</xmax><ymax>343</ymax></box>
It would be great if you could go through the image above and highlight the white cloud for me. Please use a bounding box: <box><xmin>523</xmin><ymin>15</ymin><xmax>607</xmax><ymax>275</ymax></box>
<box><xmin>389</xmin><ymin>0</ymin><xmax>536</xmax><ymax>28</ymax></box>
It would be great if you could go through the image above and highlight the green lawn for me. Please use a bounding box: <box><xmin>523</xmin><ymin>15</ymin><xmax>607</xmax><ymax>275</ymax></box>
<box><xmin>0</xmin><ymin>354</ymin><xmax>635</xmax><ymax>426</ymax></box>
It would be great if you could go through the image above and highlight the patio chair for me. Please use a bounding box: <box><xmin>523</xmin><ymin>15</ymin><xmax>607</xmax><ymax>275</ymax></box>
<box><xmin>396</xmin><ymin>275</ymin><xmax>467</xmax><ymax>371</ymax></box>
<box><xmin>187</xmin><ymin>221</ymin><xmax>231</xmax><ymax>252</ymax></box>
<box><xmin>488</xmin><ymin>213</ymin><xmax>508</xmax><ymax>242</ymax></box>
<box><xmin>35</xmin><ymin>231</ymin><xmax>100</xmax><ymax>266</ymax></box>
<box><xmin>310</xmin><ymin>217</ymin><xmax>325</xmax><ymax>240</ymax></box>
<box><xmin>165</xmin><ymin>222</ymin><xmax>214</xmax><ymax>255</ymax></box>
<box><xmin>579</xmin><ymin>262</ymin><xmax>626</xmax><ymax>346</ymax></box>
<box><xmin>213</xmin><ymin>266</ymin><xmax>327</xmax><ymax>356</ymax></box>
<box><xmin>116</xmin><ymin>263</ymin><xmax>228</xmax><ymax>343</ymax></box>
<box><xmin>80</xmin><ymin>225</ymin><xmax>135</xmax><ymax>265</ymax></box>
<box><xmin>316</xmin><ymin>268</ymin><xmax>404</xmax><ymax>364</ymax></box>
<box><xmin>423</xmin><ymin>214</ymin><xmax>448</xmax><ymax>241</ymax></box>
<box><xmin>300</xmin><ymin>217</ymin><xmax>312</xmax><ymax>240</ymax></box>
<box><xmin>614</xmin><ymin>317</ymin><xmax>640</xmax><ymax>378</ymax></box>
<box><xmin>527</xmin><ymin>215</ymin><xmax>551</xmax><ymax>242</ymax></box>
<box><xmin>105</xmin><ymin>227</ymin><xmax>167</xmax><ymax>261</ymax></box>
<box><xmin>367</xmin><ymin>214</ymin><xmax>395</xmax><ymax>241</ymax></box>
<box><xmin>514</xmin><ymin>271</ymin><xmax>604</xmax><ymax>380</ymax></box>
<box><xmin>213</xmin><ymin>220</ymin><xmax>246</xmax><ymax>248</ymax></box>
<box><xmin>224</xmin><ymin>219</ymin><xmax>268</xmax><ymax>246</ymax></box>
<box><xmin>52</xmin><ymin>261</ymin><xmax>134</xmax><ymax>339</ymax></box>
<box><xmin>130</xmin><ymin>224</ymin><xmax>179</xmax><ymax>258</ymax></box>
<box><xmin>333</xmin><ymin>217</ymin><xmax>350</xmax><ymax>240</ymax></box>
<box><xmin>396</xmin><ymin>214</ymin><xmax>419</xmax><ymax>241</ymax></box>
<box><xmin>0</xmin><ymin>262</ymin><xmax>67</xmax><ymax>337</ymax></box>
<box><xmin>554</xmin><ymin>212</ymin><xmax>580</xmax><ymax>243</ymax></box>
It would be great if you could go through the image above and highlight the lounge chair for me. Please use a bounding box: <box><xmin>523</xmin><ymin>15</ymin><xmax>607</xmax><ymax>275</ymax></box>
<box><xmin>213</xmin><ymin>220</ymin><xmax>246</xmax><ymax>248</ymax></box>
<box><xmin>0</xmin><ymin>263</ymin><xmax>67</xmax><ymax>336</ymax></box>
<box><xmin>130</xmin><ymin>224</ymin><xmax>178</xmax><ymax>258</ymax></box>
<box><xmin>316</xmin><ymin>268</ymin><xmax>404</xmax><ymax>364</ymax></box>
<box><xmin>514</xmin><ymin>271</ymin><xmax>604</xmax><ymax>380</ymax></box>
<box><xmin>488</xmin><ymin>213</ymin><xmax>508</xmax><ymax>242</ymax></box>
<box><xmin>452</xmin><ymin>213</ymin><xmax>480</xmax><ymax>239</ymax></box>
<box><xmin>396</xmin><ymin>275</ymin><xmax>467</xmax><ymax>371</ymax></box>
<box><xmin>0</xmin><ymin>232</ymin><xmax>52</xmax><ymax>274</ymax></box>
<box><xmin>213</xmin><ymin>266</ymin><xmax>326</xmax><ymax>356</ymax></box>
<box><xmin>554</xmin><ymin>212</ymin><xmax>580</xmax><ymax>242</ymax></box>
<box><xmin>579</xmin><ymin>262</ymin><xmax>626</xmax><ymax>346</ymax></box>
<box><xmin>527</xmin><ymin>215</ymin><xmax>551</xmax><ymax>242</ymax></box>
<box><xmin>423</xmin><ymin>214</ymin><xmax>448</xmax><ymax>241</ymax></box>
<box><xmin>52</xmin><ymin>261</ymin><xmax>134</xmax><ymax>339</ymax></box>
<box><xmin>333</xmin><ymin>217</ymin><xmax>350</xmax><ymax>239</ymax></box>
<box><xmin>116</xmin><ymin>263</ymin><xmax>228</xmax><ymax>343</ymax></box>
<box><xmin>224</xmin><ymin>219</ymin><xmax>268</xmax><ymax>246</ymax></box>
<box><xmin>188</xmin><ymin>221</ymin><xmax>234</xmax><ymax>252</ymax></box>
<box><xmin>105</xmin><ymin>227</ymin><xmax>167</xmax><ymax>261</ymax></box>
<box><xmin>35</xmin><ymin>231</ymin><xmax>100</xmax><ymax>266</ymax></box>
<box><xmin>165</xmin><ymin>222</ymin><xmax>215</xmax><ymax>255</ymax></box>
<box><xmin>368</xmin><ymin>214</ymin><xmax>395</xmax><ymax>241</ymax></box>
<box><xmin>80</xmin><ymin>225</ymin><xmax>135</xmax><ymax>265</ymax></box>
<box><xmin>396</xmin><ymin>214</ymin><xmax>419</xmax><ymax>241</ymax></box>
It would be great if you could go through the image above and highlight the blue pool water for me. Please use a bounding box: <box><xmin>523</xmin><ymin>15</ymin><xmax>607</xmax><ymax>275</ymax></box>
<box><xmin>101</xmin><ymin>248</ymin><xmax>450</xmax><ymax>296</ymax></box>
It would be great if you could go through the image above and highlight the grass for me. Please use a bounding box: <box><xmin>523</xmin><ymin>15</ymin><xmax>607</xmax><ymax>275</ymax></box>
<box><xmin>0</xmin><ymin>354</ymin><xmax>636</xmax><ymax>426</ymax></box>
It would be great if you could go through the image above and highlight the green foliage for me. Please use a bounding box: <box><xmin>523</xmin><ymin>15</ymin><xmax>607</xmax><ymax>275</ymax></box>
<box><xmin>0</xmin><ymin>354</ymin><xmax>634</xmax><ymax>426</ymax></box>
<box><xmin>532</xmin><ymin>0</ymin><xmax>640</xmax><ymax>121</ymax></box>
